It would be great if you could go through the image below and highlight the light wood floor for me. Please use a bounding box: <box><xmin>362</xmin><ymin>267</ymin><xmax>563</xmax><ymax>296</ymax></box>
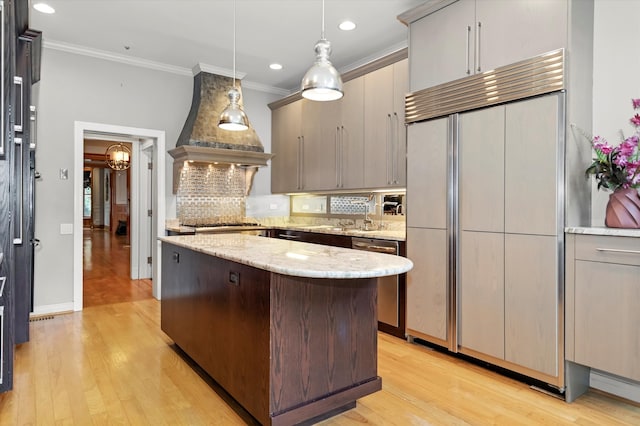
<box><xmin>0</xmin><ymin>231</ymin><xmax>639</xmax><ymax>424</ymax></box>
<box><xmin>83</xmin><ymin>228</ymin><xmax>153</xmax><ymax>307</ymax></box>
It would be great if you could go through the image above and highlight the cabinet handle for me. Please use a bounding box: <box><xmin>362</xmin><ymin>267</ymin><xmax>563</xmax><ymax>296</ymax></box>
<box><xmin>13</xmin><ymin>137</ymin><xmax>23</xmax><ymax>245</ymax></box>
<box><xmin>595</xmin><ymin>247</ymin><xmax>640</xmax><ymax>255</ymax></box>
<box><xmin>340</xmin><ymin>125</ymin><xmax>345</xmax><ymax>188</ymax></box>
<box><xmin>172</xmin><ymin>252</ymin><xmax>180</xmax><ymax>263</ymax></box>
<box><xmin>394</xmin><ymin>112</ymin><xmax>402</xmax><ymax>184</ymax></box>
<box><xmin>476</xmin><ymin>21</ymin><xmax>482</xmax><ymax>72</ymax></box>
<box><xmin>13</xmin><ymin>76</ymin><xmax>23</xmax><ymax>132</ymax></box>
<box><xmin>300</xmin><ymin>135</ymin><xmax>305</xmax><ymax>190</ymax></box>
<box><xmin>0</xmin><ymin>276</ymin><xmax>6</xmax><ymax>298</ymax></box>
<box><xmin>465</xmin><ymin>25</ymin><xmax>471</xmax><ymax>75</ymax></box>
<box><xmin>386</xmin><ymin>114</ymin><xmax>392</xmax><ymax>185</ymax></box>
<box><xmin>335</xmin><ymin>126</ymin><xmax>340</xmax><ymax>188</ymax></box>
<box><xmin>278</xmin><ymin>233</ymin><xmax>300</xmax><ymax>240</ymax></box>
<box><xmin>29</xmin><ymin>106</ymin><xmax>37</xmax><ymax>150</ymax></box>
<box><xmin>0</xmin><ymin>2</ymin><xmax>4</xmax><ymax>156</ymax></box>
<box><xmin>296</xmin><ymin>136</ymin><xmax>301</xmax><ymax>190</ymax></box>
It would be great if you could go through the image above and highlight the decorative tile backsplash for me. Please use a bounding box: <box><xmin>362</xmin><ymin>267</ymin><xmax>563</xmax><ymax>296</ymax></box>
<box><xmin>177</xmin><ymin>163</ymin><xmax>246</xmax><ymax>225</ymax></box>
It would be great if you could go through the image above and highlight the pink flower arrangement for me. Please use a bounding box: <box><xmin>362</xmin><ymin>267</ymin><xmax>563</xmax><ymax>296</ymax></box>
<box><xmin>585</xmin><ymin>99</ymin><xmax>640</xmax><ymax>191</ymax></box>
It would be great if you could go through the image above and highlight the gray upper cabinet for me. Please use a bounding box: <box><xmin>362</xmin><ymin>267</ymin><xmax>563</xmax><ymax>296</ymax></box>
<box><xmin>364</xmin><ymin>59</ymin><xmax>408</xmax><ymax>189</ymax></box>
<box><xmin>270</xmin><ymin>59</ymin><xmax>404</xmax><ymax>193</ymax></box>
<box><xmin>408</xmin><ymin>0</ymin><xmax>567</xmax><ymax>91</ymax></box>
<box><xmin>271</xmin><ymin>100</ymin><xmax>302</xmax><ymax>193</ymax></box>
<box><xmin>302</xmin><ymin>77</ymin><xmax>365</xmax><ymax>191</ymax></box>
<box><xmin>338</xmin><ymin>78</ymin><xmax>365</xmax><ymax>189</ymax></box>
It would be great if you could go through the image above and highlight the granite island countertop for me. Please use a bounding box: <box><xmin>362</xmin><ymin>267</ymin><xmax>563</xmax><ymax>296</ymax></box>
<box><xmin>160</xmin><ymin>234</ymin><xmax>413</xmax><ymax>279</ymax></box>
<box><xmin>565</xmin><ymin>226</ymin><xmax>640</xmax><ymax>238</ymax></box>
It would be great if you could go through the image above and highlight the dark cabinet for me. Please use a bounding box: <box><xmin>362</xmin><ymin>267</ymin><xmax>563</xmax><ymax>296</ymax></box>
<box><xmin>0</xmin><ymin>0</ymin><xmax>40</xmax><ymax>393</ymax></box>
<box><xmin>13</xmin><ymin>28</ymin><xmax>40</xmax><ymax>345</ymax></box>
<box><xmin>0</xmin><ymin>0</ymin><xmax>16</xmax><ymax>394</ymax></box>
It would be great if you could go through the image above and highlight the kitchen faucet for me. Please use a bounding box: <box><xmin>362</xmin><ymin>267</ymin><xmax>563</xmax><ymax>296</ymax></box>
<box><xmin>351</xmin><ymin>195</ymin><xmax>374</xmax><ymax>230</ymax></box>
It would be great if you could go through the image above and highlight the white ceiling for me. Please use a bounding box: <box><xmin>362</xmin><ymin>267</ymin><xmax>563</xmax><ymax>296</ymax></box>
<box><xmin>30</xmin><ymin>0</ymin><xmax>424</xmax><ymax>94</ymax></box>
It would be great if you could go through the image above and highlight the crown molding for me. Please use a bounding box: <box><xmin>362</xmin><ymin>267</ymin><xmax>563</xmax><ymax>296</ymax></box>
<box><xmin>43</xmin><ymin>40</ymin><xmax>192</xmax><ymax>76</ymax></box>
<box><xmin>43</xmin><ymin>39</ymin><xmax>289</xmax><ymax>95</ymax></box>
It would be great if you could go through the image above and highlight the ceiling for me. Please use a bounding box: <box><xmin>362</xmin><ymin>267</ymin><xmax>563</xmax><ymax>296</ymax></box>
<box><xmin>30</xmin><ymin>0</ymin><xmax>424</xmax><ymax>95</ymax></box>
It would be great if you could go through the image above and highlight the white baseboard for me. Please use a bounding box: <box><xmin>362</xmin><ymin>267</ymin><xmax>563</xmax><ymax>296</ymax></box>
<box><xmin>32</xmin><ymin>302</ymin><xmax>75</xmax><ymax>316</ymax></box>
<box><xmin>590</xmin><ymin>370</ymin><xmax>640</xmax><ymax>403</ymax></box>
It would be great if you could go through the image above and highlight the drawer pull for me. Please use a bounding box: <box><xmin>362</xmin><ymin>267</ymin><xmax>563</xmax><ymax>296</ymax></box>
<box><xmin>595</xmin><ymin>248</ymin><xmax>640</xmax><ymax>255</ymax></box>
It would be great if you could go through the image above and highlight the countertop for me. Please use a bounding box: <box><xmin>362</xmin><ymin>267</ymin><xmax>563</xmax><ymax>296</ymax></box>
<box><xmin>565</xmin><ymin>226</ymin><xmax>640</xmax><ymax>238</ymax></box>
<box><xmin>160</xmin><ymin>234</ymin><xmax>413</xmax><ymax>279</ymax></box>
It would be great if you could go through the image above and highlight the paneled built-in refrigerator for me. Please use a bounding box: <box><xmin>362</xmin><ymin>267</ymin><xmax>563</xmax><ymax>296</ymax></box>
<box><xmin>405</xmin><ymin>50</ymin><xmax>585</xmax><ymax>391</ymax></box>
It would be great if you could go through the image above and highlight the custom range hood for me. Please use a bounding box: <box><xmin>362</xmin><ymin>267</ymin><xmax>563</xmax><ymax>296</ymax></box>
<box><xmin>169</xmin><ymin>71</ymin><xmax>273</xmax><ymax>193</ymax></box>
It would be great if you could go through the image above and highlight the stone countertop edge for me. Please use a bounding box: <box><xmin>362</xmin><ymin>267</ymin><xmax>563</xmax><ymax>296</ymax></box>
<box><xmin>270</xmin><ymin>225</ymin><xmax>406</xmax><ymax>241</ymax></box>
<box><xmin>160</xmin><ymin>234</ymin><xmax>413</xmax><ymax>279</ymax></box>
<box><xmin>565</xmin><ymin>226</ymin><xmax>640</xmax><ymax>238</ymax></box>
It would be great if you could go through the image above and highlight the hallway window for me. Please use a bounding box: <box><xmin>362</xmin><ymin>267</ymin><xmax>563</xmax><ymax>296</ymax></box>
<box><xmin>84</xmin><ymin>170</ymin><xmax>92</xmax><ymax>218</ymax></box>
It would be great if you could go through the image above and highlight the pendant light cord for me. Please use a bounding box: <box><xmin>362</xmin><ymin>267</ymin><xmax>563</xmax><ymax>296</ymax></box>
<box><xmin>321</xmin><ymin>0</ymin><xmax>325</xmax><ymax>40</ymax></box>
<box><xmin>233</xmin><ymin>0</ymin><xmax>237</xmax><ymax>89</ymax></box>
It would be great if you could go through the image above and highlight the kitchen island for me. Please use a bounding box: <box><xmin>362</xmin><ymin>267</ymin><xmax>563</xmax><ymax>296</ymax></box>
<box><xmin>159</xmin><ymin>234</ymin><xmax>413</xmax><ymax>425</ymax></box>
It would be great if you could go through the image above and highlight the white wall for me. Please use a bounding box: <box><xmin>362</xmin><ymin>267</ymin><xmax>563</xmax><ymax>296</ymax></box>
<box><xmin>33</xmin><ymin>47</ymin><xmax>277</xmax><ymax>311</ymax></box>
<box><xmin>591</xmin><ymin>0</ymin><xmax>640</xmax><ymax>226</ymax></box>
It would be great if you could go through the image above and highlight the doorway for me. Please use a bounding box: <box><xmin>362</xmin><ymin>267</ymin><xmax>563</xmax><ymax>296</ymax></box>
<box><xmin>73</xmin><ymin>122</ymin><xmax>166</xmax><ymax>311</ymax></box>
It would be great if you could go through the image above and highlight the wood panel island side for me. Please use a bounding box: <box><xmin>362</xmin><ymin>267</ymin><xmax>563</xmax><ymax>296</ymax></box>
<box><xmin>159</xmin><ymin>234</ymin><xmax>413</xmax><ymax>425</ymax></box>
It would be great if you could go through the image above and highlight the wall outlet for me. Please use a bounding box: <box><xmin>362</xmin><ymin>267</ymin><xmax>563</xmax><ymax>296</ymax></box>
<box><xmin>269</xmin><ymin>203</ymin><xmax>278</xmax><ymax>210</ymax></box>
<box><xmin>60</xmin><ymin>168</ymin><xmax>68</xmax><ymax>180</ymax></box>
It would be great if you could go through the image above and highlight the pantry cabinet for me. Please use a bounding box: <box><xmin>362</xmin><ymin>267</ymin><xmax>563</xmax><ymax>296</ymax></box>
<box><xmin>405</xmin><ymin>0</ymin><xmax>568</xmax><ymax>91</ymax></box>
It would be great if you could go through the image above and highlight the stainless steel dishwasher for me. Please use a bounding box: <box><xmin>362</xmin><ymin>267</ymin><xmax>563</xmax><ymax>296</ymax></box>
<box><xmin>351</xmin><ymin>237</ymin><xmax>401</xmax><ymax>332</ymax></box>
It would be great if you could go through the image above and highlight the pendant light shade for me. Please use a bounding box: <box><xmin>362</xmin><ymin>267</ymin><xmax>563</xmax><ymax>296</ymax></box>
<box><xmin>218</xmin><ymin>88</ymin><xmax>249</xmax><ymax>131</ymax></box>
<box><xmin>218</xmin><ymin>0</ymin><xmax>249</xmax><ymax>131</ymax></box>
<box><xmin>301</xmin><ymin>0</ymin><xmax>343</xmax><ymax>101</ymax></box>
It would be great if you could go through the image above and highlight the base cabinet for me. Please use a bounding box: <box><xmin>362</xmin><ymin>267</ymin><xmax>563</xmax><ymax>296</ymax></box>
<box><xmin>567</xmin><ymin>233</ymin><xmax>640</xmax><ymax>383</ymax></box>
<box><xmin>161</xmin><ymin>242</ymin><xmax>381</xmax><ymax>425</ymax></box>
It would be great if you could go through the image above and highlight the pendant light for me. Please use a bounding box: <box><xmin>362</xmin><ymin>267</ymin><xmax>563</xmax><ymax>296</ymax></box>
<box><xmin>218</xmin><ymin>0</ymin><xmax>249</xmax><ymax>131</ymax></box>
<box><xmin>300</xmin><ymin>0</ymin><xmax>343</xmax><ymax>101</ymax></box>
<box><xmin>105</xmin><ymin>143</ymin><xmax>131</xmax><ymax>171</ymax></box>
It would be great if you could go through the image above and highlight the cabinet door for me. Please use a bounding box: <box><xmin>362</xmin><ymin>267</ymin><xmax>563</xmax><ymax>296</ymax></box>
<box><xmin>459</xmin><ymin>104</ymin><xmax>504</xmax><ymax>232</ymax></box>
<box><xmin>406</xmin><ymin>118</ymin><xmax>448</xmax><ymax>229</ymax></box>
<box><xmin>459</xmin><ymin>230</ymin><xmax>504</xmax><ymax>359</ymax></box>
<box><xmin>504</xmin><ymin>234</ymin><xmax>558</xmax><ymax>377</ymax></box>
<box><xmin>301</xmin><ymin>99</ymin><xmax>339</xmax><ymax>191</ymax></box>
<box><xmin>409</xmin><ymin>0</ymin><xmax>475</xmax><ymax>91</ymax></box>
<box><xmin>475</xmin><ymin>0</ymin><xmax>567</xmax><ymax>73</ymax></box>
<box><xmin>340</xmin><ymin>77</ymin><xmax>364</xmax><ymax>189</ymax></box>
<box><xmin>574</xmin><ymin>260</ymin><xmax>640</xmax><ymax>382</ymax></box>
<box><xmin>392</xmin><ymin>59</ymin><xmax>408</xmax><ymax>186</ymax></box>
<box><xmin>271</xmin><ymin>101</ymin><xmax>301</xmax><ymax>193</ymax></box>
<box><xmin>406</xmin><ymin>227</ymin><xmax>448</xmax><ymax>342</ymax></box>
<box><xmin>364</xmin><ymin>64</ymin><xmax>393</xmax><ymax>188</ymax></box>
<box><xmin>504</xmin><ymin>94</ymin><xmax>559</xmax><ymax>236</ymax></box>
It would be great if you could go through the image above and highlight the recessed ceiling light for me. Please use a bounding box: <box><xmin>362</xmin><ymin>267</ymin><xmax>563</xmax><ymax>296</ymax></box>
<box><xmin>269</xmin><ymin>63</ymin><xmax>283</xmax><ymax>70</ymax></box>
<box><xmin>339</xmin><ymin>21</ymin><xmax>356</xmax><ymax>31</ymax></box>
<box><xmin>33</xmin><ymin>3</ymin><xmax>55</xmax><ymax>14</ymax></box>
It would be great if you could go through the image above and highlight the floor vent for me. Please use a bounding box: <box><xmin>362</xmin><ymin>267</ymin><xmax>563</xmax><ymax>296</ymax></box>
<box><xmin>29</xmin><ymin>315</ymin><xmax>55</xmax><ymax>322</ymax></box>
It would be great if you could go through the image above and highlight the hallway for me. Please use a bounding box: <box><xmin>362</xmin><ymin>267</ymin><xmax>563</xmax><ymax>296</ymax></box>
<box><xmin>83</xmin><ymin>228</ymin><xmax>152</xmax><ymax>307</ymax></box>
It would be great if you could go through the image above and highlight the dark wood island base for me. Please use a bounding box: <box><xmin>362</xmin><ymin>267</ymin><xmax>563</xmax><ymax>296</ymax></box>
<box><xmin>161</xmin><ymin>242</ymin><xmax>383</xmax><ymax>425</ymax></box>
